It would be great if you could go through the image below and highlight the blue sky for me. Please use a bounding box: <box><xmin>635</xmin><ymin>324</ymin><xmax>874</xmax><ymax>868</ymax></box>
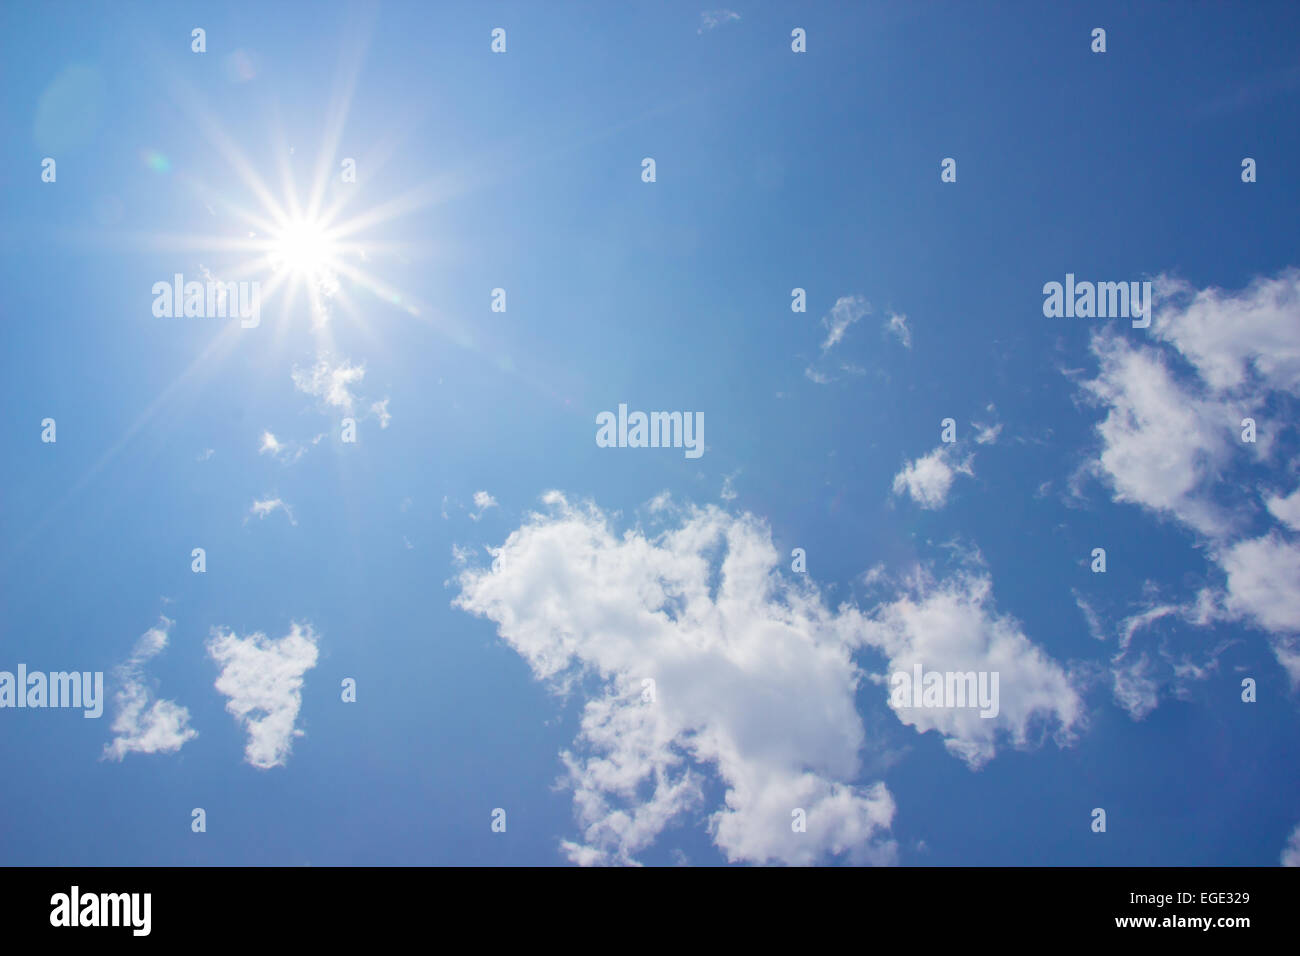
<box><xmin>2</xmin><ymin>1</ymin><xmax>1299</xmax><ymax>866</ymax></box>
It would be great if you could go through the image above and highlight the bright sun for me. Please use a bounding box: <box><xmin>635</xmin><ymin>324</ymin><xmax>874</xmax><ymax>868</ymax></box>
<box><xmin>270</xmin><ymin>218</ymin><xmax>337</xmax><ymax>276</ymax></box>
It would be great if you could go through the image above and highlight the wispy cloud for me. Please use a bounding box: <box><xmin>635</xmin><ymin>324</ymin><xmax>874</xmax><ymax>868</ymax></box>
<box><xmin>1283</xmin><ymin>824</ymin><xmax>1300</xmax><ymax>866</ymax></box>
<box><xmin>292</xmin><ymin>354</ymin><xmax>366</xmax><ymax>412</ymax></box>
<box><xmin>884</xmin><ymin>312</ymin><xmax>911</xmax><ymax>349</ymax></box>
<box><xmin>259</xmin><ymin>430</ymin><xmax>308</xmax><ymax>463</ymax></box>
<box><xmin>698</xmin><ymin>9</ymin><xmax>740</xmax><ymax>34</ymax></box>
<box><xmin>470</xmin><ymin>490</ymin><xmax>498</xmax><ymax>521</ymax></box>
<box><xmin>103</xmin><ymin>617</ymin><xmax>197</xmax><ymax>761</ymax></box>
<box><xmin>821</xmin><ymin>295</ymin><xmax>869</xmax><ymax>352</ymax></box>
<box><xmin>248</xmin><ymin>497</ymin><xmax>296</xmax><ymax>525</ymax></box>
<box><xmin>721</xmin><ymin>470</ymin><xmax>740</xmax><ymax>501</ymax></box>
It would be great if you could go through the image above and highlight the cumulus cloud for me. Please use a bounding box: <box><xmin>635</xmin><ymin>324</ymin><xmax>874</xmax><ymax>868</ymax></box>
<box><xmin>858</xmin><ymin>568</ymin><xmax>1083</xmax><ymax>769</ymax></box>
<box><xmin>891</xmin><ymin>446</ymin><xmax>974</xmax><ymax>510</ymax></box>
<box><xmin>207</xmin><ymin>621</ymin><xmax>320</xmax><ymax>769</ymax></box>
<box><xmin>103</xmin><ymin>617</ymin><xmax>197</xmax><ymax>761</ymax></box>
<box><xmin>1150</xmin><ymin>269</ymin><xmax>1300</xmax><ymax>395</ymax></box>
<box><xmin>1218</xmin><ymin>534</ymin><xmax>1300</xmax><ymax>686</ymax></box>
<box><xmin>1265</xmin><ymin>486</ymin><xmax>1300</xmax><ymax>531</ymax></box>
<box><xmin>1219</xmin><ymin>533</ymin><xmax>1300</xmax><ymax>634</ymax></box>
<box><xmin>454</xmin><ymin>494</ymin><xmax>898</xmax><ymax>866</ymax></box>
<box><xmin>1079</xmin><ymin>335</ymin><xmax>1239</xmax><ymax>537</ymax></box>
<box><xmin>1073</xmin><ymin>270</ymin><xmax>1300</xmax><ymax>706</ymax></box>
<box><xmin>370</xmin><ymin>398</ymin><xmax>391</xmax><ymax>429</ymax></box>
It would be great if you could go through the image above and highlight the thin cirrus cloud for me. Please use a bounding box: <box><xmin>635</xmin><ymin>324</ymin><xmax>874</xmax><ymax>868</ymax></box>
<box><xmin>207</xmin><ymin>622</ymin><xmax>320</xmax><ymax>770</ymax></box>
<box><xmin>103</xmin><ymin>616</ymin><xmax>198</xmax><ymax>761</ymax></box>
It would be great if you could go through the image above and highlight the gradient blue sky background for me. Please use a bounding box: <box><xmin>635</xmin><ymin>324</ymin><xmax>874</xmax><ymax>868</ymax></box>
<box><xmin>2</xmin><ymin>1</ymin><xmax>1299</xmax><ymax>866</ymax></box>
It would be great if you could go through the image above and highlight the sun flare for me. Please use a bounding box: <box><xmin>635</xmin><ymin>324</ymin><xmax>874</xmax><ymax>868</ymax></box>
<box><xmin>269</xmin><ymin>217</ymin><xmax>338</xmax><ymax>277</ymax></box>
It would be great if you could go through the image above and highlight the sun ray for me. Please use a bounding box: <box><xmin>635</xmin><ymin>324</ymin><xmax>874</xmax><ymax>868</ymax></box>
<box><xmin>306</xmin><ymin>14</ymin><xmax>374</xmax><ymax>223</ymax></box>
<box><xmin>2</xmin><ymin>319</ymin><xmax>246</xmax><ymax>569</ymax></box>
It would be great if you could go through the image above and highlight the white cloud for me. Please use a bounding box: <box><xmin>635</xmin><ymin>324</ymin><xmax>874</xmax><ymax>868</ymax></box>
<box><xmin>698</xmin><ymin>9</ymin><xmax>740</xmax><ymax>33</ymax></box>
<box><xmin>1216</xmin><ymin>530</ymin><xmax>1300</xmax><ymax>634</ymax></box>
<box><xmin>1073</xmin><ymin>590</ymin><xmax>1105</xmax><ymax>641</ymax></box>
<box><xmin>1073</xmin><ymin>271</ymin><xmax>1300</xmax><ymax>705</ymax></box>
<box><xmin>891</xmin><ymin>446</ymin><xmax>974</xmax><ymax>510</ymax></box>
<box><xmin>821</xmin><ymin>295</ymin><xmax>869</xmax><ymax>352</ymax></box>
<box><xmin>1265</xmin><ymin>486</ymin><xmax>1300</xmax><ymax>531</ymax></box>
<box><xmin>859</xmin><ymin>568</ymin><xmax>1083</xmax><ymax>769</ymax></box>
<box><xmin>292</xmin><ymin>355</ymin><xmax>366</xmax><ymax>412</ymax></box>
<box><xmin>1080</xmin><ymin>334</ymin><xmax>1238</xmax><ymax>537</ymax></box>
<box><xmin>248</xmin><ymin>497</ymin><xmax>296</xmax><ymax>525</ymax></box>
<box><xmin>196</xmin><ymin>448</ymin><xmax>215</xmax><ymax>462</ymax></box>
<box><xmin>103</xmin><ymin>617</ymin><xmax>197</xmax><ymax>761</ymax></box>
<box><xmin>1218</xmin><ymin>533</ymin><xmax>1300</xmax><ymax>686</ymax></box>
<box><xmin>804</xmin><ymin>367</ymin><xmax>833</xmax><ymax>385</ymax></box>
<box><xmin>370</xmin><ymin>398</ymin><xmax>391</xmax><ymax>429</ymax></box>
<box><xmin>207</xmin><ymin>622</ymin><xmax>320</xmax><ymax>769</ymax></box>
<box><xmin>470</xmin><ymin>490</ymin><xmax>498</xmax><ymax>521</ymax></box>
<box><xmin>1111</xmin><ymin>653</ymin><xmax>1161</xmax><ymax>721</ymax></box>
<box><xmin>259</xmin><ymin>430</ymin><xmax>307</xmax><ymax>463</ymax></box>
<box><xmin>454</xmin><ymin>495</ymin><xmax>898</xmax><ymax>866</ymax></box>
<box><xmin>1283</xmin><ymin>824</ymin><xmax>1300</xmax><ymax>866</ymax></box>
<box><xmin>884</xmin><ymin>312</ymin><xmax>911</xmax><ymax>349</ymax></box>
<box><xmin>1150</xmin><ymin>270</ymin><xmax>1300</xmax><ymax>395</ymax></box>
<box><xmin>721</xmin><ymin>471</ymin><xmax>739</xmax><ymax>502</ymax></box>
<box><xmin>1091</xmin><ymin>587</ymin><xmax>1235</xmax><ymax>718</ymax></box>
